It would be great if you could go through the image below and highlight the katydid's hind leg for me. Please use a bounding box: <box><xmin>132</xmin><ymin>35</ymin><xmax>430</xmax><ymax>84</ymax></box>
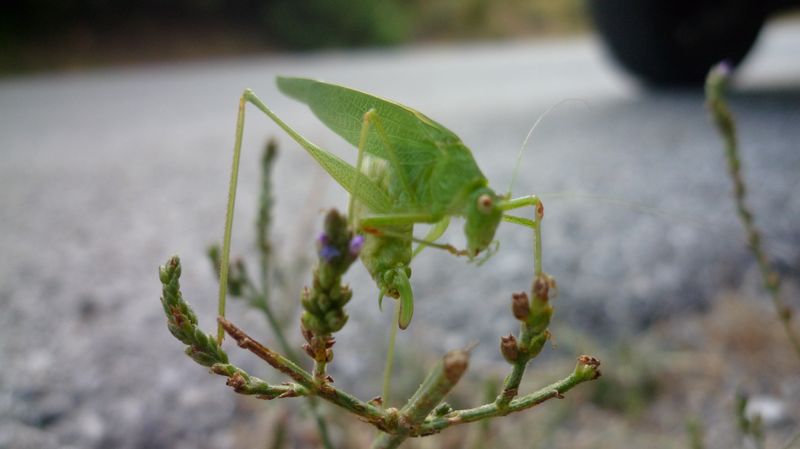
<box><xmin>362</xmin><ymin>109</ymin><xmax>418</xmax><ymax>207</ymax></box>
<box><xmin>348</xmin><ymin>108</ymin><xmax>376</xmax><ymax>228</ymax></box>
<box><xmin>500</xmin><ymin>194</ymin><xmax>544</xmax><ymax>276</ymax></box>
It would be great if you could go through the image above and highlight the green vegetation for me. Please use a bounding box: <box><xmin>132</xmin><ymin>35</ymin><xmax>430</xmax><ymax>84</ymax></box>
<box><xmin>0</xmin><ymin>0</ymin><xmax>587</xmax><ymax>73</ymax></box>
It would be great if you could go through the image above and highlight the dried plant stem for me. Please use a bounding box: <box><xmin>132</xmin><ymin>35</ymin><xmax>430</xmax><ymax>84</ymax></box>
<box><xmin>219</xmin><ymin>317</ymin><xmax>388</xmax><ymax>425</ymax></box>
<box><xmin>706</xmin><ymin>63</ymin><xmax>800</xmax><ymax>359</ymax></box>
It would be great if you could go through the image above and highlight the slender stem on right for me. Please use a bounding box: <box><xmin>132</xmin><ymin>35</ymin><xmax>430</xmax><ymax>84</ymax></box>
<box><xmin>706</xmin><ymin>64</ymin><xmax>800</xmax><ymax>359</ymax></box>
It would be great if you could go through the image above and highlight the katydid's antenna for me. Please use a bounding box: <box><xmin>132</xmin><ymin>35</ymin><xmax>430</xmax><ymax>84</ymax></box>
<box><xmin>506</xmin><ymin>98</ymin><xmax>590</xmax><ymax>197</ymax></box>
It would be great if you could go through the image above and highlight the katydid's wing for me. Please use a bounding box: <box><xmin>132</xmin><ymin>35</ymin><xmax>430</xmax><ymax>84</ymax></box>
<box><xmin>277</xmin><ymin>77</ymin><xmax>489</xmax><ymax>216</ymax></box>
<box><xmin>276</xmin><ymin>77</ymin><xmax>461</xmax><ymax>158</ymax></box>
<box><xmin>277</xmin><ymin>77</ymin><xmax>463</xmax><ymax>210</ymax></box>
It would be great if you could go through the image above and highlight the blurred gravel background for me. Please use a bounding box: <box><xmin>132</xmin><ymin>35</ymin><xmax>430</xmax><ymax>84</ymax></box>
<box><xmin>1</xmin><ymin>21</ymin><xmax>799</xmax><ymax>449</ymax></box>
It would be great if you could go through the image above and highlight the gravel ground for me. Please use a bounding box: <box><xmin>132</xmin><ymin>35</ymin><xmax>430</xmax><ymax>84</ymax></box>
<box><xmin>1</xmin><ymin>21</ymin><xmax>799</xmax><ymax>449</ymax></box>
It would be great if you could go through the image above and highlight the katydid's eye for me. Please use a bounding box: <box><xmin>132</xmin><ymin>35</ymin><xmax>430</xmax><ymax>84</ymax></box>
<box><xmin>477</xmin><ymin>194</ymin><xmax>493</xmax><ymax>214</ymax></box>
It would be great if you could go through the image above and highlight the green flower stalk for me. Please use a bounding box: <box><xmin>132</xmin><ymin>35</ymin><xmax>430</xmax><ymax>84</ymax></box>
<box><xmin>159</xmin><ymin>256</ymin><xmax>299</xmax><ymax>399</ymax></box>
<box><xmin>300</xmin><ymin>210</ymin><xmax>361</xmax><ymax>336</ymax></box>
<box><xmin>299</xmin><ymin>209</ymin><xmax>363</xmax><ymax>383</ymax></box>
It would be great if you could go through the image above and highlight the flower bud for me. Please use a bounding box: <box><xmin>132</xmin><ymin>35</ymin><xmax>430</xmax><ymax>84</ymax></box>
<box><xmin>574</xmin><ymin>355</ymin><xmax>601</xmax><ymax>380</ymax></box>
<box><xmin>301</xmin><ymin>311</ymin><xmax>325</xmax><ymax>334</ymax></box>
<box><xmin>500</xmin><ymin>334</ymin><xmax>519</xmax><ymax>363</ymax></box>
<box><xmin>511</xmin><ymin>292</ymin><xmax>530</xmax><ymax>321</ymax></box>
<box><xmin>349</xmin><ymin>235</ymin><xmax>365</xmax><ymax>257</ymax></box>
<box><xmin>324</xmin><ymin>310</ymin><xmax>348</xmax><ymax>333</ymax></box>
<box><xmin>532</xmin><ymin>275</ymin><xmax>550</xmax><ymax>301</ymax></box>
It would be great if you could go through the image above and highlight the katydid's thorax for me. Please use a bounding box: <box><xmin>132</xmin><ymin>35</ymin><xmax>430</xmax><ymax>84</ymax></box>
<box><xmin>372</xmin><ymin>141</ymin><xmax>488</xmax><ymax>219</ymax></box>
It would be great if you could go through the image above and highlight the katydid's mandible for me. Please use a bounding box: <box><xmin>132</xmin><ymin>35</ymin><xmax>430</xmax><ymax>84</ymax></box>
<box><xmin>216</xmin><ymin>77</ymin><xmax>543</xmax><ymax>341</ymax></box>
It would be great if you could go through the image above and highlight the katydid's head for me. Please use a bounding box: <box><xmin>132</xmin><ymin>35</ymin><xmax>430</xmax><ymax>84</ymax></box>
<box><xmin>464</xmin><ymin>187</ymin><xmax>503</xmax><ymax>258</ymax></box>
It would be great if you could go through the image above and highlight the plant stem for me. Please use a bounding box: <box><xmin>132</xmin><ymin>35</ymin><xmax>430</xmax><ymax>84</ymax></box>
<box><xmin>706</xmin><ymin>63</ymin><xmax>800</xmax><ymax>359</ymax></box>
<box><xmin>314</xmin><ymin>355</ymin><xmax>328</xmax><ymax>382</ymax></box>
<box><xmin>495</xmin><ymin>356</ymin><xmax>529</xmax><ymax>408</ymax></box>
<box><xmin>418</xmin><ymin>356</ymin><xmax>599</xmax><ymax>435</ymax></box>
<box><xmin>257</xmin><ymin>140</ymin><xmax>336</xmax><ymax>449</ymax></box>
<box><xmin>371</xmin><ymin>350</ymin><xmax>470</xmax><ymax>449</ymax></box>
<box><xmin>219</xmin><ymin>317</ymin><xmax>387</xmax><ymax>426</ymax></box>
<box><xmin>382</xmin><ymin>301</ymin><xmax>401</xmax><ymax>408</ymax></box>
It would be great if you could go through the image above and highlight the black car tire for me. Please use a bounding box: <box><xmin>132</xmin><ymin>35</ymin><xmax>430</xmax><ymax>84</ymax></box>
<box><xmin>589</xmin><ymin>0</ymin><xmax>769</xmax><ymax>86</ymax></box>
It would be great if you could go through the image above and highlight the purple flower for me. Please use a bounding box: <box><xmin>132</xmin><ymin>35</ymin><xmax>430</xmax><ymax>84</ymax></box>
<box><xmin>317</xmin><ymin>233</ymin><xmax>329</xmax><ymax>248</ymax></box>
<box><xmin>348</xmin><ymin>235</ymin><xmax>365</xmax><ymax>257</ymax></box>
<box><xmin>319</xmin><ymin>244</ymin><xmax>341</xmax><ymax>262</ymax></box>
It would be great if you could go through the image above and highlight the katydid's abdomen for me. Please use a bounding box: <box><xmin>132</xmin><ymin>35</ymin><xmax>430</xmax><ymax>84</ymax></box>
<box><xmin>355</xmin><ymin>157</ymin><xmax>415</xmax><ymax>329</ymax></box>
<box><xmin>361</xmin><ymin>226</ymin><xmax>412</xmax><ymax>302</ymax></box>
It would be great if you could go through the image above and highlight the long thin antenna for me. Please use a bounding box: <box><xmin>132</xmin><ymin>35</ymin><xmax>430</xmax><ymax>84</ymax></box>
<box><xmin>506</xmin><ymin>98</ymin><xmax>589</xmax><ymax>197</ymax></box>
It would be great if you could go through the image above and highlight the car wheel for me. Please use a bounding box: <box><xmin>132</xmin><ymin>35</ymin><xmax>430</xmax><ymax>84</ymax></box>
<box><xmin>589</xmin><ymin>0</ymin><xmax>768</xmax><ymax>86</ymax></box>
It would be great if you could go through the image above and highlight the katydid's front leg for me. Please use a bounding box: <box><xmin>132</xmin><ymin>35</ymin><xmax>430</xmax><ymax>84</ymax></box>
<box><xmin>500</xmin><ymin>195</ymin><xmax>544</xmax><ymax>276</ymax></box>
<box><xmin>412</xmin><ymin>217</ymin><xmax>451</xmax><ymax>259</ymax></box>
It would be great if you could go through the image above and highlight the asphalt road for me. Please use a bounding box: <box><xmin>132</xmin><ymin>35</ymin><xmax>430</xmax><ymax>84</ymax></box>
<box><xmin>1</xmin><ymin>21</ymin><xmax>799</xmax><ymax>449</ymax></box>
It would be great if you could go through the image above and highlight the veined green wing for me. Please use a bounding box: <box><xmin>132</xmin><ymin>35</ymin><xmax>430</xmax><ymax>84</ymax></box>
<box><xmin>276</xmin><ymin>77</ymin><xmax>487</xmax><ymax>215</ymax></box>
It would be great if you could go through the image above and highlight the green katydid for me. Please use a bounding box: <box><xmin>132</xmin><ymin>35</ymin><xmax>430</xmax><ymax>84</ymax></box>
<box><xmin>215</xmin><ymin>77</ymin><xmax>544</xmax><ymax>343</ymax></box>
